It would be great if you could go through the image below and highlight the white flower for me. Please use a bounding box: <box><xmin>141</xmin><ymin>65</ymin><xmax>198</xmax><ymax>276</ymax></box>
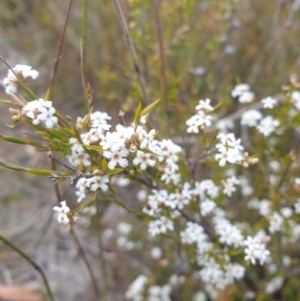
<box><xmin>125</xmin><ymin>275</ymin><xmax>148</xmax><ymax>300</ymax></box>
<box><xmin>194</xmin><ymin>179</ymin><xmax>219</xmax><ymax>200</ymax></box>
<box><xmin>75</xmin><ymin>178</ymin><xmax>89</xmax><ymax>202</ymax></box>
<box><xmin>189</xmin><ymin>66</ymin><xmax>206</xmax><ymax>76</ymax></box>
<box><xmin>193</xmin><ymin>292</ymin><xmax>207</xmax><ymax>301</ymax></box>
<box><xmin>294</xmin><ymin>199</ymin><xmax>300</xmax><ymax>214</ymax></box>
<box><xmin>186</xmin><ymin>111</ymin><xmax>212</xmax><ymax>133</ymax></box>
<box><xmin>241</xmin><ymin>110</ymin><xmax>262</xmax><ymax>127</ymax></box>
<box><xmin>37</xmin><ymin>106</ymin><xmax>58</xmax><ymax>128</ymax></box>
<box><xmin>215</xmin><ymin>219</ymin><xmax>243</xmax><ymax>247</ymax></box>
<box><xmin>89</xmin><ymin>111</ymin><xmax>111</xmax><ymax>127</ymax></box>
<box><xmin>243</xmin><ymin>235</ymin><xmax>270</xmax><ymax>265</ymax></box>
<box><xmin>87</xmin><ymin>175</ymin><xmax>109</xmax><ymax>191</ymax></box>
<box><xmin>140</xmin><ymin>129</ymin><xmax>156</xmax><ymax>149</ymax></box>
<box><xmin>148</xmin><ymin>216</ymin><xmax>174</xmax><ymax>236</ymax></box>
<box><xmin>68</xmin><ymin>149</ymin><xmax>91</xmax><ymax>167</ymax></box>
<box><xmin>231</xmin><ymin>83</ymin><xmax>250</xmax><ymax>98</ymax></box>
<box><xmin>180</xmin><ymin>222</ymin><xmax>208</xmax><ymax>245</ymax></box>
<box><xmin>103</xmin><ymin>147</ymin><xmax>129</xmax><ymax>169</ymax></box>
<box><xmin>257</xmin><ymin>116</ymin><xmax>280</xmax><ymax>136</ymax></box>
<box><xmin>195</xmin><ymin>99</ymin><xmax>213</xmax><ymax>112</ymax></box>
<box><xmin>215</xmin><ymin>147</ymin><xmax>242</xmax><ymax>166</ymax></box>
<box><xmin>117</xmin><ymin>222</ymin><xmax>132</xmax><ymax>235</ymax></box>
<box><xmin>291</xmin><ymin>91</ymin><xmax>300</xmax><ymax>110</ymax></box>
<box><xmin>22</xmin><ymin>98</ymin><xmax>58</xmax><ymax>129</ymax></box>
<box><xmin>262</xmin><ymin>96</ymin><xmax>277</xmax><ymax>109</ymax></box>
<box><xmin>150</xmin><ymin>247</ymin><xmax>162</xmax><ymax>260</ymax></box>
<box><xmin>200</xmin><ymin>199</ymin><xmax>216</xmax><ymax>216</ymax></box>
<box><xmin>53</xmin><ymin>201</ymin><xmax>70</xmax><ymax>225</ymax></box>
<box><xmin>268</xmin><ymin>212</ymin><xmax>283</xmax><ymax>233</ymax></box>
<box><xmin>2</xmin><ymin>64</ymin><xmax>39</xmax><ymax>94</ymax></box>
<box><xmin>222</xmin><ymin>176</ymin><xmax>240</xmax><ymax>196</ymax></box>
<box><xmin>265</xmin><ymin>276</ymin><xmax>284</xmax><ymax>294</ymax></box>
<box><xmin>239</xmin><ymin>91</ymin><xmax>255</xmax><ymax>103</ymax></box>
<box><xmin>257</xmin><ymin>199</ymin><xmax>271</xmax><ymax>217</ymax></box>
<box><xmin>133</xmin><ymin>151</ymin><xmax>155</xmax><ymax>170</ymax></box>
<box><xmin>280</xmin><ymin>207</ymin><xmax>293</xmax><ymax>218</ymax></box>
<box><xmin>216</xmin><ymin>119</ymin><xmax>235</xmax><ymax>132</ymax></box>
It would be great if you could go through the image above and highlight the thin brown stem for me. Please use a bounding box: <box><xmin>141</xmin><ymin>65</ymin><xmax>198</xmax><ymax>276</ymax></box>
<box><xmin>112</xmin><ymin>0</ymin><xmax>149</xmax><ymax>105</ymax></box>
<box><xmin>70</xmin><ymin>228</ymin><xmax>100</xmax><ymax>297</ymax></box>
<box><xmin>152</xmin><ymin>0</ymin><xmax>170</xmax><ymax>115</ymax></box>
<box><xmin>0</xmin><ymin>235</ymin><xmax>55</xmax><ymax>301</ymax></box>
<box><xmin>49</xmin><ymin>0</ymin><xmax>74</xmax><ymax>100</ymax></box>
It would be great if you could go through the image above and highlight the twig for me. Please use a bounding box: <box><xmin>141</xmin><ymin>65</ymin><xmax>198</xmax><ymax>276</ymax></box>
<box><xmin>112</xmin><ymin>0</ymin><xmax>150</xmax><ymax>105</ymax></box>
<box><xmin>70</xmin><ymin>228</ymin><xmax>100</xmax><ymax>297</ymax></box>
<box><xmin>152</xmin><ymin>0</ymin><xmax>170</xmax><ymax>115</ymax></box>
<box><xmin>80</xmin><ymin>0</ymin><xmax>90</xmax><ymax>113</ymax></box>
<box><xmin>51</xmin><ymin>157</ymin><xmax>62</xmax><ymax>204</ymax></box>
<box><xmin>96</xmin><ymin>203</ymin><xmax>109</xmax><ymax>297</ymax></box>
<box><xmin>49</xmin><ymin>0</ymin><xmax>74</xmax><ymax>100</ymax></box>
<box><xmin>0</xmin><ymin>235</ymin><xmax>55</xmax><ymax>301</ymax></box>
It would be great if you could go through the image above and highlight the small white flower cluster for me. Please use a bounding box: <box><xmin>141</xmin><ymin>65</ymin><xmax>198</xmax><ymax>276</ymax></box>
<box><xmin>76</xmin><ymin>172</ymin><xmax>109</xmax><ymax>202</ymax></box>
<box><xmin>194</xmin><ymin>179</ymin><xmax>219</xmax><ymax>217</ymax></box>
<box><xmin>222</xmin><ymin>175</ymin><xmax>240</xmax><ymax>196</ymax></box>
<box><xmin>22</xmin><ymin>98</ymin><xmax>58</xmax><ymax>129</ymax></box>
<box><xmin>265</xmin><ymin>276</ymin><xmax>284</xmax><ymax>294</ymax></box>
<box><xmin>68</xmin><ymin>138</ymin><xmax>92</xmax><ymax>168</ymax></box>
<box><xmin>125</xmin><ymin>274</ymin><xmax>148</xmax><ymax>301</ymax></box>
<box><xmin>244</xmin><ymin>234</ymin><xmax>270</xmax><ymax>265</ymax></box>
<box><xmin>239</xmin><ymin>91</ymin><xmax>280</xmax><ymax>137</ymax></box>
<box><xmin>158</xmin><ymin>139</ymin><xmax>182</xmax><ymax>185</ymax></box>
<box><xmin>257</xmin><ymin>116</ymin><xmax>280</xmax><ymax>137</ymax></box>
<box><xmin>199</xmin><ymin>259</ymin><xmax>245</xmax><ymax>291</ymax></box>
<box><xmin>215</xmin><ymin>133</ymin><xmax>244</xmax><ymax>166</ymax></box>
<box><xmin>214</xmin><ymin>217</ymin><xmax>244</xmax><ymax>248</ymax></box>
<box><xmin>147</xmin><ymin>285</ymin><xmax>171</xmax><ymax>301</ymax></box>
<box><xmin>71</xmin><ymin>111</ymin><xmax>184</xmax><ymax>201</ymax></box>
<box><xmin>180</xmin><ymin>222</ymin><xmax>209</xmax><ymax>246</ymax></box>
<box><xmin>268</xmin><ymin>212</ymin><xmax>283</xmax><ymax>233</ymax></box>
<box><xmin>231</xmin><ymin>83</ymin><xmax>255</xmax><ymax>103</ymax></box>
<box><xmin>2</xmin><ymin>64</ymin><xmax>39</xmax><ymax>94</ymax></box>
<box><xmin>116</xmin><ymin>222</ymin><xmax>140</xmax><ymax>251</ymax></box>
<box><xmin>194</xmin><ymin>179</ymin><xmax>219</xmax><ymax>200</ymax></box>
<box><xmin>241</xmin><ymin>109</ymin><xmax>262</xmax><ymax>127</ymax></box>
<box><xmin>146</xmin><ymin>275</ymin><xmax>184</xmax><ymax>301</ymax></box>
<box><xmin>148</xmin><ymin>216</ymin><xmax>174</xmax><ymax>236</ymax></box>
<box><xmin>186</xmin><ymin>99</ymin><xmax>213</xmax><ymax>133</ymax></box>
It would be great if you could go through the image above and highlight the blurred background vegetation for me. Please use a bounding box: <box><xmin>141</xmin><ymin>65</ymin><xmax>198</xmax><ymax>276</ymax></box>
<box><xmin>0</xmin><ymin>0</ymin><xmax>300</xmax><ymax>300</ymax></box>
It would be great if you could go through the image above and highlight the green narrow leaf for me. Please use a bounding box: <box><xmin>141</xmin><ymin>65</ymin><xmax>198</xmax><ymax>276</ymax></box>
<box><xmin>134</xmin><ymin>102</ymin><xmax>142</xmax><ymax>125</ymax></box>
<box><xmin>102</xmin><ymin>158</ymin><xmax>108</xmax><ymax>171</ymax></box>
<box><xmin>17</xmin><ymin>81</ymin><xmax>37</xmax><ymax>100</ymax></box>
<box><xmin>185</xmin><ymin>0</ymin><xmax>192</xmax><ymax>7</ymax></box>
<box><xmin>106</xmin><ymin>168</ymin><xmax>123</xmax><ymax>175</ymax></box>
<box><xmin>140</xmin><ymin>98</ymin><xmax>160</xmax><ymax>116</ymax></box>
<box><xmin>0</xmin><ymin>134</ymin><xmax>43</xmax><ymax>147</ymax></box>
<box><xmin>73</xmin><ymin>197</ymin><xmax>96</xmax><ymax>213</ymax></box>
<box><xmin>108</xmin><ymin>183</ymin><xmax>117</xmax><ymax>198</ymax></box>
<box><xmin>83</xmin><ymin>144</ymin><xmax>104</xmax><ymax>152</ymax></box>
<box><xmin>82</xmin><ymin>106</ymin><xmax>94</xmax><ymax>127</ymax></box>
<box><xmin>110</xmin><ymin>197</ymin><xmax>136</xmax><ymax>213</ymax></box>
<box><xmin>0</xmin><ymin>160</ymin><xmax>69</xmax><ymax>176</ymax></box>
<box><xmin>0</xmin><ymin>100</ymin><xmax>13</xmax><ymax>105</ymax></box>
<box><xmin>44</xmin><ymin>88</ymin><xmax>50</xmax><ymax>100</ymax></box>
<box><xmin>211</xmin><ymin>101</ymin><xmax>223</xmax><ymax>112</ymax></box>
